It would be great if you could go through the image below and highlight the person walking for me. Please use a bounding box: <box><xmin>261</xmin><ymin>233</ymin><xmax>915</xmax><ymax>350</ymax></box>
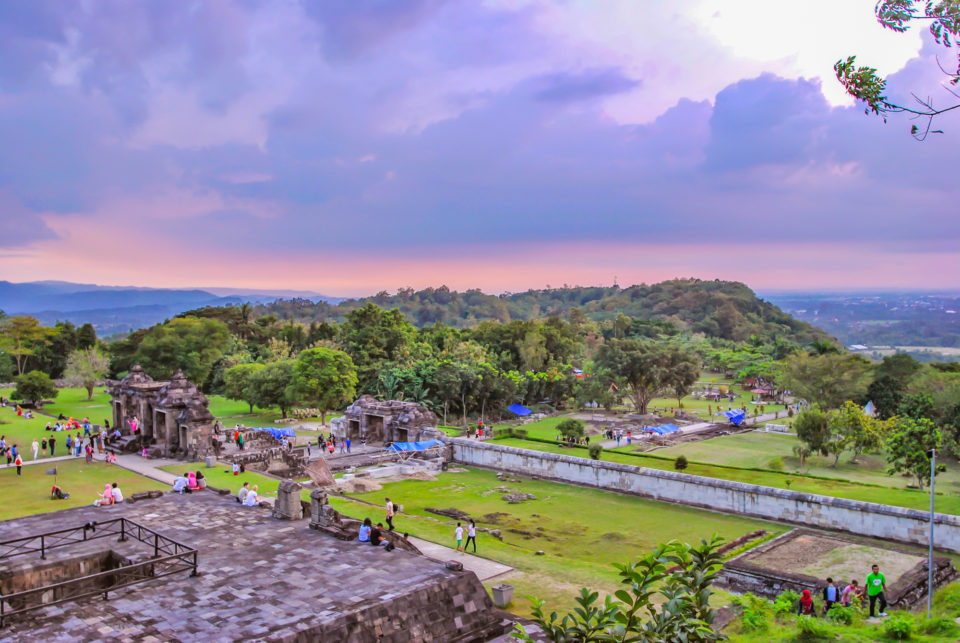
<box><xmin>385</xmin><ymin>497</ymin><xmax>395</xmax><ymax>531</ymax></box>
<box><xmin>455</xmin><ymin>522</ymin><xmax>464</xmax><ymax>553</ymax></box>
<box><xmin>346</xmin><ymin>437</ymin><xmax>351</xmax><ymax>453</ymax></box>
<box><xmin>866</xmin><ymin>564</ymin><xmax>888</xmax><ymax>617</ymax></box>
<box><xmin>32</xmin><ymin>439</ymin><xmax>39</xmax><ymax>460</ymax></box>
<box><xmin>49</xmin><ymin>436</ymin><xmax>56</xmax><ymax>456</ymax></box>
<box><xmin>822</xmin><ymin>577</ymin><xmax>839</xmax><ymax>614</ymax></box>
<box><xmin>465</xmin><ymin>520</ymin><xmax>477</xmax><ymax>553</ymax></box>
<box><xmin>15</xmin><ymin>452</ymin><xmax>22</xmax><ymax>476</ymax></box>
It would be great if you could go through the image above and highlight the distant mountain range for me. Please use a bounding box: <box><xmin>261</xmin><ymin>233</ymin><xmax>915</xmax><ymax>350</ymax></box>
<box><xmin>0</xmin><ymin>281</ymin><xmax>342</xmax><ymax>336</ymax></box>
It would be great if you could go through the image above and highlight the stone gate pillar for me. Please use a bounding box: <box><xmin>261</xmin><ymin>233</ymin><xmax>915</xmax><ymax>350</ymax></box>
<box><xmin>272</xmin><ymin>480</ymin><xmax>304</xmax><ymax>520</ymax></box>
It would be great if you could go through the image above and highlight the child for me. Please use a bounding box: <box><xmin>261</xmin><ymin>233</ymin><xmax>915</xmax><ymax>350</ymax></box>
<box><xmin>455</xmin><ymin>522</ymin><xmax>464</xmax><ymax>553</ymax></box>
<box><xmin>142</xmin><ymin>447</ymin><xmax>149</xmax><ymax>460</ymax></box>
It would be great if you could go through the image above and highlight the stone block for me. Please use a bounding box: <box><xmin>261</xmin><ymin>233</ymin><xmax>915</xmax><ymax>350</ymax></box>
<box><xmin>272</xmin><ymin>480</ymin><xmax>304</xmax><ymax>520</ymax></box>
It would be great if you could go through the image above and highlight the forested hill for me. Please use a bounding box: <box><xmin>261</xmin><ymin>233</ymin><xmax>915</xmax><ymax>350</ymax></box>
<box><xmin>200</xmin><ymin>279</ymin><xmax>831</xmax><ymax>345</ymax></box>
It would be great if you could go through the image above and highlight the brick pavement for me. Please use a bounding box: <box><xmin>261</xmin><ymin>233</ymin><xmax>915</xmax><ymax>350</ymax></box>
<box><xmin>0</xmin><ymin>493</ymin><xmax>512</xmax><ymax>641</ymax></box>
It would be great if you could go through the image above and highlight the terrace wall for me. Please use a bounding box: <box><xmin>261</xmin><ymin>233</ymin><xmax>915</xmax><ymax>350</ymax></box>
<box><xmin>447</xmin><ymin>439</ymin><xmax>960</xmax><ymax>553</ymax></box>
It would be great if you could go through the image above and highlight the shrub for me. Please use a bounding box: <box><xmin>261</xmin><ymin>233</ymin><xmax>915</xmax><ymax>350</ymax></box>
<box><xmin>788</xmin><ymin>407</ymin><xmax>795</xmax><ymax>417</ymax></box>
<box><xmin>512</xmin><ymin>429</ymin><xmax>528</xmax><ymax>439</ymax></box>
<box><xmin>588</xmin><ymin>443</ymin><xmax>603</xmax><ymax>460</ymax></box>
<box><xmin>774</xmin><ymin>590</ymin><xmax>800</xmax><ymax>617</ymax></box>
<box><xmin>795</xmin><ymin>615</ymin><xmax>831</xmax><ymax>640</ymax></box>
<box><xmin>922</xmin><ymin>616</ymin><xmax>958</xmax><ymax>637</ymax></box>
<box><xmin>884</xmin><ymin>613</ymin><xmax>914</xmax><ymax>640</ymax></box>
<box><xmin>767</xmin><ymin>457</ymin><xmax>784</xmax><ymax>471</ymax></box>
<box><xmin>674</xmin><ymin>455</ymin><xmax>689</xmax><ymax>471</ymax></box>
<box><xmin>826</xmin><ymin>604</ymin><xmax>857</xmax><ymax>626</ymax></box>
<box><xmin>732</xmin><ymin>593</ymin><xmax>771</xmax><ymax>633</ymax></box>
<box><xmin>557</xmin><ymin>419</ymin><xmax>585</xmax><ymax>440</ymax></box>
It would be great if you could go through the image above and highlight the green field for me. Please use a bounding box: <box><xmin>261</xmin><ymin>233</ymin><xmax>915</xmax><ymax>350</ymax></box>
<box><xmin>158</xmin><ymin>461</ymin><xmax>291</xmax><ymax>500</ymax></box>
<box><xmin>331</xmin><ymin>467</ymin><xmax>780</xmax><ymax>616</ymax></box>
<box><xmin>492</xmin><ymin>437</ymin><xmax>960</xmax><ymax>514</ymax></box>
<box><xmin>0</xmin><ymin>388</ymin><xmax>103</xmax><ymax>461</ymax></box>
<box><xmin>656</xmin><ymin>430</ymin><xmax>960</xmax><ymax>494</ymax></box>
<box><xmin>0</xmin><ymin>458</ymin><xmax>163</xmax><ymax>521</ymax></box>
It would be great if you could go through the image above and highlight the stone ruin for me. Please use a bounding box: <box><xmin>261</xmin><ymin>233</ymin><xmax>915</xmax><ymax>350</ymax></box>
<box><xmin>309</xmin><ymin>488</ymin><xmax>421</xmax><ymax>555</ymax></box>
<box><xmin>333</xmin><ymin>395</ymin><xmax>441</xmax><ymax>444</ymax></box>
<box><xmin>107</xmin><ymin>365</ymin><xmax>214</xmax><ymax>460</ymax></box>
<box><xmin>225</xmin><ymin>439</ymin><xmax>309</xmax><ymax>479</ymax></box>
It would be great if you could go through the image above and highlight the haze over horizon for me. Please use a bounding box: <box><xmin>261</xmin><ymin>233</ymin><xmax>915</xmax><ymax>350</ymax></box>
<box><xmin>1</xmin><ymin>1</ymin><xmax>958</xmax><ymax>295</ymax></box>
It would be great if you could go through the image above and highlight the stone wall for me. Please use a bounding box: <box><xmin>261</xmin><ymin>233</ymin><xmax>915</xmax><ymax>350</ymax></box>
<box><xmin>447</xmin><ymin>439</ymin><xmax>960</xmax><ymax>553</ymax></box>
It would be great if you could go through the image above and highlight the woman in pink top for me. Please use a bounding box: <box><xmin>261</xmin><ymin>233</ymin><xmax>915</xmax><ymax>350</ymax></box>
<box><xmin>96</xmin><ymin>484</ymin><xmax>114</xmax><ymax>506</ymax></box>
<box><xmin>187</xmin><ymin>472</ymin><xmax>199</xmax><ymax>490</ymax></box>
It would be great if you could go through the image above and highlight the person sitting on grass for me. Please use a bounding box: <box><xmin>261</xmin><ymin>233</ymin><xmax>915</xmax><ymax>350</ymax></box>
<box><xmin>51</xmin><ymin>485</ymin><xmax>68</xmax><ymax>500</ymax></box>
<box><xmin>172</xmin><ymin>473</ymin><xmax>190</xmax><ymax>494</ymax></box>
<box><xmin>243</xmin><ymin>485</ymin><xmax>260</xmax><ymax>506</ymax></box>
<box><xmin>358</xmin><ymin>518</ymin><xmax>372</xmax><ymax>543</ymax></box>
<box><xmin>797</xmin><ymin>589</ymin><xmax>817</xmax><ymax>617</ymax></box>
<box><xmin>95</xmin><ymin>483</ymin><xmax>114</xmax><ymax>507</ymax></box>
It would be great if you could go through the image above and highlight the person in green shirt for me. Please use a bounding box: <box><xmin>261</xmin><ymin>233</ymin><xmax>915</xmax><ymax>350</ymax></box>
<box><xmin>865</xmin><ymin>564</ymin><xmax>888</xmax><ymax>617</ymax></box>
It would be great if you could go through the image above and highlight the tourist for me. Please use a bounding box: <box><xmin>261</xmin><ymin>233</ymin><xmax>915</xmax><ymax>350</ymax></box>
<box><xmin>238</xmin><ymin>432</ymin><xmax>245</xmax><ymax>451</ymax></box>
<box><xmin>172</xmin><ymin>473</ymin><xmax>190</xmax><ymax>494</ymax></box>
<box><xmin>195</xmin><ymin>470</ymin><xmax>206</xmax><ymax>489</ymax></box>
<box><xmin>141</xmin><ymin>446</ymin><xmax>149</xmax><ymax>460</ymax></box>
<box><xmin>32</xmin><ymin>439</ymin><xmax>39</xmax><ymax>460</ymax></box>
<box><xmin>51</xmin><ymin>484</ymin><xmax>68</xmax><ymax>500</ymax></box>
<box><xmin>49</xmin><ymin>436</ymin><xmax>56</xmax><ymax>456</ymax></box>
<box><xmin>866</xmin><ymin>564</ymin><xmax>888</xmax><ymax>617</ymax></box>
<box><xmin>65</xmin><ymin>435</ymin><xmax>72</xmax><ymax>457</ymax></box>
<box><xmin>370</xmin><ymin>522</ymin><xmax>390</xmax><ymax>547</ymax></box>
<box><xmin>455</xmin><ymin>522</ymin><xmax>464</xmax><ymax>553</ymax></box>
<box><xmin>111</xmin><ymin>482</ymin><xmax>124</xmax><ymax>503</ymax></box>
<box><xmin>385</xmin><ymin>497</ymin><xmax>395</xmax><ymax>531</ymax></box>
<box><xmin>841</xmin><ymin>579</ymin><xmax>862</xmax><ymax>608</ymax></box>
<box><xmin>797</xmin><ymin>589</ymin><xmax>817</xmax><ymax>617</ymax></box>
<box><xmin>339</xmin><ymin>439</ymin><xmax>346</xmax><ymax>454</ymax></box>
<box><xmin>15</xmin><ymin>452</ymin><xmax>22</xmax><ymax>476</ymax></box>
<box><xmin>187</xmin><ymin>472</ymin><xmax>199</xmax><ymax>491</ymax></box>
<box><xmin>85</xmin><ymin>444</ymin><xmax>93</xmax><ymax>464</ymax></box>
<box><xmin>95</xmin><ymin>483</ymin><xmax>114</xmax><ymax>506</ymax></box>
<box><xmin>243</xmin><ymin>485</ymin><xmax>260</xmax><ymax>506</ymax></box>
<box><xmin>237</xmin><ymin>482</ymin><xmax>250</xmax><ymax>503</ymax></box>
<box><xmin>822</xmin><ymin>577</ymin><xmax>839</xmax><ymax>614</ymax></box>
<box><xmin>346</xmin><ymin>437</ymin><xmax>351</xmax><ymax>453</ymax></box>
<box><xmin>5</xmin><ymin>446</ymin><xmax>11</xmax><ymax>467</ymax></box>
<box><xmin>465</xmin><ymin>520</ymin><xmax>477</xmax><ymax>553</ymax></box>
<box><xmin>359</xmin><ymin>517</ymin><xmax>372</xmax><ymax>543</ymax></box>
<box><xmin>233</xmin><ymin>462</ymin><xmax>240</xmax><ymax>476</ymax></box>
<box><xmin>41</xmin><ymin>438</ymin><xmax>47</xmax><ymax>454</ymax></box>
<box><xmin>328</xmin><ymin>441</ymin><xmax>334</xmax><ymax>455</ymax></box>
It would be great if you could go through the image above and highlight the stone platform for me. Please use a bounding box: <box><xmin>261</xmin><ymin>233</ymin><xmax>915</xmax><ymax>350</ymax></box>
<box><xmin>0</xmin><ymin>494</ymin><xmax>512</xmax><ymax>642</ymax></box>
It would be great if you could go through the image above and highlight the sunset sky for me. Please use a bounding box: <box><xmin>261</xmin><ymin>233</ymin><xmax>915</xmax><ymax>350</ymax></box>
<box><xmin>1</xmin><ymin>1</ymin><xmax>957</xmax><ymax>296</ymax></box>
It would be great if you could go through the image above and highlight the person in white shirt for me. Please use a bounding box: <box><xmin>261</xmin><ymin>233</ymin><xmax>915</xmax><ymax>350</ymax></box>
<box><xmin>32</xmin><ymin>439</ymin><xmax>39</xmax><ymax>460</ymax></box>
<box><xmin>243</xmin><ymin>485</ymin><xmax>260</xmax><ymax>506</ymax></box>
<box><xmin>172</xmin><ymin>474</ymin><xmax>189</xmax><ymax>494</ymax></box>
<box><xmin>111</xmin><ymin>482</ymin><xmax>123</xmax><ymax>503</ymax></box>
<box><xmin>465</xmin><ymin>520</ymin><xmax>477</xmax><ymax>553</ymax></box>
<box><xmin>455</xmin><ymin>522</ymin><xmax>464</xmax><ymax>553</ymax></box>
<box><xmin>237</xmin><ymin>482</ymin><xmax>250</xmax><ymax>504</ymax></box>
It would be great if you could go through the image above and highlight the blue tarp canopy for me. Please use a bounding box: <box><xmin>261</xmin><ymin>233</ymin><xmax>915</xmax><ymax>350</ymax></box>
<box><xmin>644</xmin><ymin>423</ymin><xmax>680</xmax><ymax>435</ymax></box>
<box><xmin>387</xmin><ymin>440</ymin><xmax>443</xmax><ymax>453</ymax></box>
<box><xmin>507</xmin><ymin>404</ymin><xmax>532</xmax><ymax>416</ymax></box>
<box><xmin>723</xmin><ymin>409</ymin><xmax>746</xmax><ymax>425</ymax></box>
<box><xmin>261</xmin><ymin>427</ymin><xmax>296</xmax><ymax>439</ymax></box>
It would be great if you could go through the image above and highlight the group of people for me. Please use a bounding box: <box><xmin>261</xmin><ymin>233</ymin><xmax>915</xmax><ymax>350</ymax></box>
<box><xmin>605</xmin><ymin>428</ymin><xmax>632</xmax><ymax>446</ymax></box>
<box><xmin>465</xmin><ymin>421</ymin><xmax>487</xmax><ymax>439</ymax></box>
<box><xmin>314</xmin><ymin>432</ymin><xmax>351</xmax><ymax>456</ymax></box>
<box><xmin>93</xmin><ymin>482</ymin><xmax>124</xmax><ymax>506</ymax></box>
<box><xmin>1</xmin><ymin>436</ymin><xmax>24</xmax><ymax>475</ymax></box>
<box><xmin>236</xmin><ymin>481</ymin><xmax>262</xmax><ymax>506</ymax></box>
<box><xmin>797</xmin><ymin>565</ymin><xmax>889</xmax><ymax>618</ymax></box>
<box><xmin>171</xmin><ymin>471</ymin><xmax>207</xmax><ymax>494</ymax></box>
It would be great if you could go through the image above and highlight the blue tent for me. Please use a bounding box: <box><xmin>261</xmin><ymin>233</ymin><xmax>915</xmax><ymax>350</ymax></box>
<box><xmin>387</xmin><ymin>440</ymin><xmax>443</xmax><ymax>453</ymax></box>
<box><xmin>261</xmin><ymin>427</ymin><xmax>296</xmax><ymax>439</ymax></box>
<box><xmin>507</xmin><ymin>403</ymin><xmax>532</xmax><ymax>416</ymax></box>
<box><xmin>644</xmin><ymin>423</ymin><xmax>680</xmax><ymax>435</ymax></box>
<box><xmin>723</xmin><ymin>409</ymin><xmax>746</xmax><ymax>426</ymax></box>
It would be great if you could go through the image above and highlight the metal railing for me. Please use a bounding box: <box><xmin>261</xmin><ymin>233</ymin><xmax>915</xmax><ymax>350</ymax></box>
<box><xmin>0</xmin><ymin>518</ymin><xmax>197</xmax><ymax>627</ymax></box>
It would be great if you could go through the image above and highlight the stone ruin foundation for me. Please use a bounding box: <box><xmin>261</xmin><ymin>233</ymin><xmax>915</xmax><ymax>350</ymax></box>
<box><xmin>334</xmin><ymin>395</ymin><xmax>441</xmax><ymax>444</ymax></box>
<box><xmin>718</xmin><ymin>528</ymin><xmax>958</xmax><ymax>609</ymax></box>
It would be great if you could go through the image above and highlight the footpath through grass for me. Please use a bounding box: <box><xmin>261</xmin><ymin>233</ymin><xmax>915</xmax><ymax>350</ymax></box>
<box><xmin>332</xmin><ymin>467</ymin><xmax>780</xmax><ymax>617</ymax></box>
<box><xmin>0</xmin><ymin>458</ymin><xmax>163</xmax><ymax>521</ymax></box>
<box><xmin>491</xmin><ymin>437</ymin><xmax>960</xmax><ymax>515</ymax></box>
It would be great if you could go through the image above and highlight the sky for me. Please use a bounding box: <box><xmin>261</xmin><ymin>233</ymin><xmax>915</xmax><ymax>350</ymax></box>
<box><xmin>1</xmin><ymin>0</ymin><xmax>958</xmax><ymax>296</ymax></box>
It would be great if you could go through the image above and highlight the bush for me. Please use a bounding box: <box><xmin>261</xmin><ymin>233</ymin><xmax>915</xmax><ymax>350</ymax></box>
<box><xmin>788</xmin><ymin>407</ymin><xmax>795</xmax><ymax>417</ymax></box>
<box><xmin>512</xmin><ymin>429</ymin><xmax>528</xmax><ymax>439</ymax></box>
<box><xmin>588</xmin><ymin>443</ymin><xmax>603</xmax><ymax>460</ymax></box>
<box><xmin>767</xmin><ymin>457</ymin><xmax>784</xmax><ymax>471</ymax></box>
<box><xmin>557</xmin><ymin>419</ymin><xmax>585</xmax><ymax>440</ymax></box>
<box><xmin>826</xmin><ymin>604</ymin><xmax>858</xmax><ymax>626</ymax></box>
<box><xmin>774</xmin><ymin>590</ymin><xmax>800</xmax><ymax>617</ymax></box>
<box><xmin>884</xmin><ymin>613</ymin><xmax>914</xmax><ymax>640</ymax></box>
<box><xmin>795</xmin><ymin>615</ymin><xmax>831</xmax><ymax>640</ymax></box>
<box><xmin>921</xmin><ymin>616</ymin><xmax>958</xmax><ymax>637</ymax></box>
<box><xmin>674</xmin><ymin>455</ymin><xmax>689</xmax><ymax>471</ymax></box>
<box><xmin>732</xmin><ymin>593</ymin><xmax>771</xmax><ymax>633</ymax></box>
<box><xmin>11</xmin><ymin>370</ymin><xmax>58</xmax><ymax>406</ymax></box>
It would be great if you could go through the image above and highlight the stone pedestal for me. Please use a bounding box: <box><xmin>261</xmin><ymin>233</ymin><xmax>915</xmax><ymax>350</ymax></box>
<box><xmin>272</xmin><ymin>480</ymin><xmax>304</xmax><ymax>520</ymax></box>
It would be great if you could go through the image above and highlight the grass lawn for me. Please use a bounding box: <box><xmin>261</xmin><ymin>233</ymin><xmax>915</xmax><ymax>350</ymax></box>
<box><xmin>491</xmin><ymin>437</ymin><xmax>960</xmax><ymax>515</ymax></box>
<box><xmin>0</xmin><ymin>390</ymin><xmax>96</xmax><ymax>462</ymax></box>
<box><xmin>656</xmin><ymin>430</ymin><xmax>960</xmax><ymax>494</ymax></box>
<box><xmin>0</xmin><ymin>458</ymin><xmax>163</xmax><ymax>521</ymax></box>
<box><xmin>207</xmin><ymin>395</ymin><xmax>337</xmax><ymax>429</ymax></box>
<box><xmin>330</xmin><ymin>467</ymin><xmax>780</xmax><ymax>617</ymax></box>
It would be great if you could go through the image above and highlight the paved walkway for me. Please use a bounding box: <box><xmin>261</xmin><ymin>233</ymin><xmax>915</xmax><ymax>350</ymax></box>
<box><xmin>114</xmin><ymin>454</ymin><xmax>183</xmax><ymax>485</ymax></box>
<box><xmin>408</xmin><ymin>536</ymin><xmax>514</xmax><ymax>582</ymax></box>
